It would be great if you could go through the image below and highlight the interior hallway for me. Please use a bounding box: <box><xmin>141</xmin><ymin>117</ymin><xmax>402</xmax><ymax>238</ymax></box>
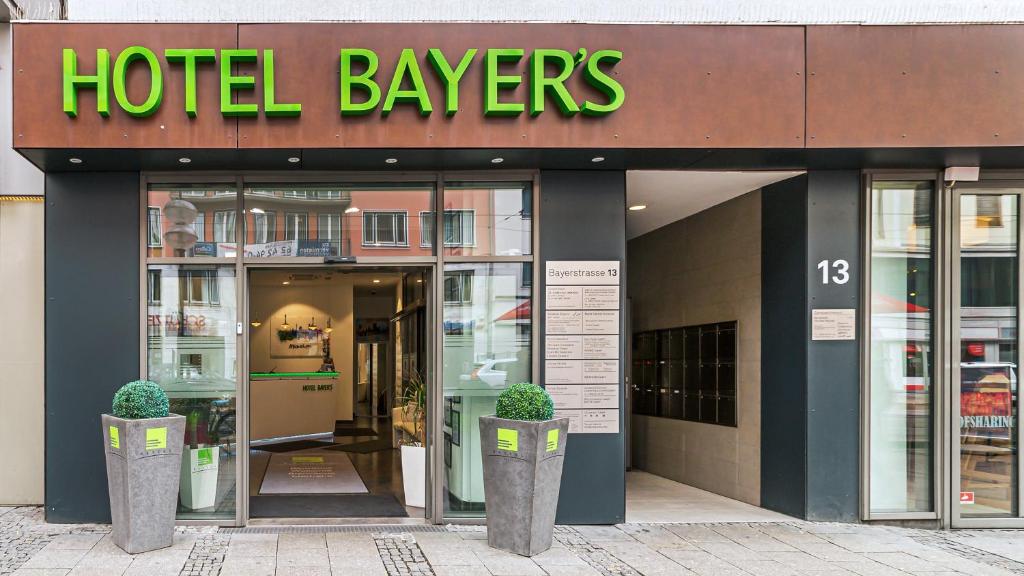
<box><xmin>626</xmin><ymin>470</ymin><xmax>792</xmax><ymax>523</ymax></box>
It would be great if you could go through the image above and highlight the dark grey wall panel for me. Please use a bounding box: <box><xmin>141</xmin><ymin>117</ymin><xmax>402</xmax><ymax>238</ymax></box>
<box><xmin>761</xmin><ymin>171</ymin><xmax>862</xmax><ymax>522</ymax></box>
<box><xmin>804</xmin><ymin>171</ymin><xmax>861</xmax><ymax>522</ymax></box>
<box><xmin>46</xmin><ymin>172</ymin><xmax>140</xmax><ymax>523</ymax></box>
<box><xmin>761</xmin><ymin>174</ymin><xmax>809</xmax><ymax>519</ymax></box>
<box><xmin>541</xmin><ymin>170</ymin><xmax>626</xmax><ymax>524</ymax></box>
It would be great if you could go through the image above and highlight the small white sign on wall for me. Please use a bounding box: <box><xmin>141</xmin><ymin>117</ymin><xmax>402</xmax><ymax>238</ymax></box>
<box><xmin>811</xmin><ymin>308</ymin><xmax>856</xmax><ymax>341</ymax></box>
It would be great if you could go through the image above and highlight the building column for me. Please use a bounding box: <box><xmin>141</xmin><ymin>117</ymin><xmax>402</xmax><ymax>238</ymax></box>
<box><xmin>761</xmin><ymin>171</ymin><xmax>861</xmax><ymax>522</ymax></box>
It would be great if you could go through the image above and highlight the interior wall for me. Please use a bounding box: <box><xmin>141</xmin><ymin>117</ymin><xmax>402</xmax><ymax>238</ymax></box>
<box><xmin>0</xmin><ymin>200</ymin><xmax>44</xmax><ymax>504</ymax></box>
<box><xmin>249</xmin><ymin>277</ymin><xmax>356</xmax><ymax>422</ymax></box>
<box><xmin>627</xmin><ymin>189</ymin><xmax>762</xmax><ymax>505</ymax></box>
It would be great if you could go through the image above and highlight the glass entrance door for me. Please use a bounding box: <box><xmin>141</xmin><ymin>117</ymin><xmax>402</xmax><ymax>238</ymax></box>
<box><xmin>953</xmin><ymin>184</ymin><xmax>1022</xmax><ymax>525</ymax></box>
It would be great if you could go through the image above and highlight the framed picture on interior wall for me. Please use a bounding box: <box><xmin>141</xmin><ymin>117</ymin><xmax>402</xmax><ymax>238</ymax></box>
<box><xmin>444</xmin><ymin>432</ymin><xmax>452</xmax><ymax>468</ymax></box>
<box><xmin>451</xmin><ymin>410</ymin><xmax>461</xmax><ymax>446</ymax></box>
<box><xmin>444</xmin><ymin>398</ymin><xmax>452</xmax><ymax>427</ymax></box>
<box><xmin>270</xmin><ymin>314</ymin><xmax>322</xmax><ymax>358</ymax></box>
<box><xmin>356</xmin><ymin>318</ymin><xmax>389</xmax><ymax>342</ymax></box>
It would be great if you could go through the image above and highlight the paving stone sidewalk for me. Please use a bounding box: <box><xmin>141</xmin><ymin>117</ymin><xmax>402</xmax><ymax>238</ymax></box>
<box><xmin>5</xmin><ymin>505</ymin><xmax>1024</xmax><ymax>576</ymax></box>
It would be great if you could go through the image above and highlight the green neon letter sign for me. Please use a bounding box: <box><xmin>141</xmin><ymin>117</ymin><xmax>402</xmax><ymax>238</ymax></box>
<box><xmin>426</xmin><ymin>48</ymin><xmax>475</xmax><ymax>116</ymax></box>
<box><xmin>263</xmin><ymin>49</ymin><xmax>301</xmax><ymax>117</ymax></box>
<box><xmin>165</xmin><ymin>49</ymin><xmax>215</xmax><ymax>118</ymax></box>
<box><xmin>220</xmin><ymin>49</ymin><xmax>259</xmax><ymax>117</ymax></box>
<box><xmin>381</xmin><ymin>48</ymin><xmax>433</xmax><ymax>117</ymax></box>
<box><xmin>62</xmin><ymin>48</ymin><xmax>110</xmax><ymax>118</ymax></box>
<box><xmin>484</xmin><ymin>48</ymin><xmax>524</xmax><ymax>117</ymax></box>
<box><xmin>112</xmin><ymin>46</ymin><xmax>164</xmax><ymax>118</ymax></box>
<box><xmin>340</xmin><ymin>48</ymin><xmax>380</xmax><ymax>115</ymax></box>
<box><xmin>581</xmin><ymin>49</ymin><xmax>624</xmax><ymax>116</ymax></box>
<box><xmin>529</xmin><ymin>49</ymin><xmax>580</xmax><ymax>116</ymax></box>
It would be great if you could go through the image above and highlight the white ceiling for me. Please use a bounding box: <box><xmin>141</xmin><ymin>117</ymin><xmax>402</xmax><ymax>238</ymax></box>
<box><xmin>626</xmin><ymin>170</ymin><xmax>804</xmax><ymax>239</ymax></box>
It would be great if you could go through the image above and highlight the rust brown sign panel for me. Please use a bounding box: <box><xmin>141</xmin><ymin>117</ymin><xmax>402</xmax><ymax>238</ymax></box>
<box><xmin>16</xmin><ymin>23</ymin><xmax>1024</xmax><ymax>151</ymax></box>
<box><xmin>14</xmin><ymin>23</ymin><xmax>805</xmax><ymax>150</ymax></box>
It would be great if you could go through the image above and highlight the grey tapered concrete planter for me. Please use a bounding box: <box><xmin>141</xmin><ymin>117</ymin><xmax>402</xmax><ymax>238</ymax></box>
<box><xmin>479</xmin><ymin>415</ymin><xmax>570</xmax><ymax>557</ymax></box>
<box><xmin>102</xmin><ymin>413</ymin><xmax>186</xmax><ymax>554</ymax></box>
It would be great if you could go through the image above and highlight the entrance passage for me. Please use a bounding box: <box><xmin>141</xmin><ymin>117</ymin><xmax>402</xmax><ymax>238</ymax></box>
<box><xmin>626</xmin><ymin>170</ymin><xmax>802</xmax><ymax>519</ymax></box>
<box><xmin>247</xmin><ymin>267</ymin><xmax>429</xmax><ymax>519</ymax></box>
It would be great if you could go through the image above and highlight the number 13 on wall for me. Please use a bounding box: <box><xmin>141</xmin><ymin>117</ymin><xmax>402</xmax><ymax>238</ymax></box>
<box><xmin>817</xmin><ymin>259</ymin><xmax>850</xmax><ymax>285</ymax></box>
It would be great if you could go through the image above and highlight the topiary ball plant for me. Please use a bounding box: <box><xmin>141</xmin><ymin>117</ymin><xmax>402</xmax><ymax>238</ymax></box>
<box><xmin>112</xmin><ymin>380</ymin><xmax>170</xmax><ymax>419</ymax></box>
<box><xmin>496</xmin><ymin>383</ymin><xmax>555</xmax><ymax>421</ymax></box>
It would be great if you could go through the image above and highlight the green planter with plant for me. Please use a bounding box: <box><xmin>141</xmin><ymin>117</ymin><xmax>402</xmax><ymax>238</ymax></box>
<box><xmin>479</xmin><ymin>382</ymin><xmax>570</xmax><ymax>556</ymax></box>
<box><xmin>102</xmin><ymin>380</ymin><xmax>185</xmax><ymax>554</ymax></box>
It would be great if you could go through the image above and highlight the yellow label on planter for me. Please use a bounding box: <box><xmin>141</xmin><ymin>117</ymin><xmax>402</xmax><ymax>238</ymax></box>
<box><xmin>109</xmin><ymin>426</ymin><xmax>120</xmax><ymax>449</ymax></box>
<box><xmin>497</xmin><ymin>428</ymin><xmax>518</xmax><ymax>452</ymax></box>
<box><xmin>292</xmin><ymin>456</ymin><xmax>324</xmax><ymax>464</ymax></box>
<box><xmin>546</xmin><ymin>429</ymin><xmax>559</xmax><ymax>452</ymax></box>
<box><xmin>145</xmin><ymin>427</ymin><xmax>167</xmax><ymax>450</ymax></box>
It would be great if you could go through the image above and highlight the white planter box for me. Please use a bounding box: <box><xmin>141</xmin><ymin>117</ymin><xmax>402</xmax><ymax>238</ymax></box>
<box><xmin>401</xmin><ymin>445</ymin><xmax>426</xmax><ymax>508</ymax></box>
<box><xmin>179</xmin><ymin>446</ymin><xmax>219</xmax><ymax>510</ymax></box>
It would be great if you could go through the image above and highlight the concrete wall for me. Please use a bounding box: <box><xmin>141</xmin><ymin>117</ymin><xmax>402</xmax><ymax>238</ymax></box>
<box><xmin>627</xmin><ymin>190</ymin><xmax>761</xmax><ymax>505</ymax></box>
<box><xmin>0</xmin><ymin>199</ymin><xmax>44</xmax><ymax>504</ymax></box>
<box><xmin>0</xmin><ymin>22</ymin><xmax>45</xmax><ymax>505</ymax></box>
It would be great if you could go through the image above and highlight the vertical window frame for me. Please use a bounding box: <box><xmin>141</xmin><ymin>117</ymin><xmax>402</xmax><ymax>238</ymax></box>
<box><xmin>862</xmin><ymin>171</ymin><xmax>943</xmax><ymax>522</ymax></box>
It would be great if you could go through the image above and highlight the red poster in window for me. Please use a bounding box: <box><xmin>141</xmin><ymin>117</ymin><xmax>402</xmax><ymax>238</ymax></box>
<box><xmin>960</xmin><ymin>364</ymin><xmax>1014</xmax><ymax>441</ymax></box>
<box><xmin>960</xmin><ymin>491</ymin><xmax>975</xmax><ymax>505</ymax></box>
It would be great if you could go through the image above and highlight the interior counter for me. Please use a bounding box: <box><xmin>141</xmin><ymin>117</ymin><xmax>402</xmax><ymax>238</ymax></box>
<box><xmin>250</xmin><ymin>372</ymin><xmax>339</xmax><ymax>441</ymax></box>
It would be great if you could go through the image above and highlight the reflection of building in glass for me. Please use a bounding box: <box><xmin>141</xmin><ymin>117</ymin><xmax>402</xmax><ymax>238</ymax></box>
<box><xmin>147</xmin><ymin>185</ymin><xmax>533</xmax><ymax>259</ymax></box>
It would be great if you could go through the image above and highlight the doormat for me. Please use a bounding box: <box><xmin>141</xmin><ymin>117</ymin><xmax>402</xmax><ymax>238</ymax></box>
<box><xmin>333</xmin><ymin>425</ymin><xmax>379</xmax><ymax>437</ymax></box>
<box><xmin>257</xmin><ymin>439</ymin><xmax>336</xmax><ymax>453</ymax></box>
<box><xmin>259</xmin><ymin>451</ymin><xmax>368</xmax><ymax>495</ymax></box>
<box><xmin>326</xmin><ymin>438</ymin><xmax>395</xmax><ymax>454</ymax></box>
<box><xmin>249</xmin><ymin>494</ymin><xmax>408</xmax><ymax>518</ymax></box>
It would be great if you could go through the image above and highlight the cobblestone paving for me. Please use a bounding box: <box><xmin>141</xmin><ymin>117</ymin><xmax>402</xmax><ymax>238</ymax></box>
<box><xmin>375</xmin><ymin>532</ymin><xmax>433</xmax><ymax>575</ymax></box>
<box><xmin>6</xmin><ymin>506</ymin><xmax>1024</xmax><ymax>575</ymax></box>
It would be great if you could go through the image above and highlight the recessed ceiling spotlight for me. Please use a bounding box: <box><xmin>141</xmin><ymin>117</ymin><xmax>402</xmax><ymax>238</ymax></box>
<box><xmin>345</xmin><ymin>206</ymin><xmax>360</xmax><ymax>213</ymax></box>
<box><xmin>385</xmin><ymin>158</ymin><xmax>398</xmax><ymax>164</ymax></box>
<box><xmin>491</xmin><ymin>157</ymin><xmax>504</xmax><ymax>164</ymax></box>
<box><xmin>287</xmin><ymin>157</ymin><xmax>300</xmax><ymax>163</ymax></box>
<box><xmin>69</xmin><ymin>157</ymin><xmax>83</xmax><ymax>164</ymax></box>
<box><xmin>178</xmin><ymin>157</ymin><xmax>191</xmax><ymax>164</ymax></box>
<box><xmin>416</xmin><ymin>279</ymin><xmax>423</xmax><ymax>283</ymax></box>
<box><xmin>628</xmin><ymin>204</ymin><xmax>647</xmax><ymax>211</ymax></box>
<box><xmin>282</xmin><ymin>281</ymin><xmax>290</xmax><ymax>285</ymax></box>
<box><xmin>591</xmin><ymin>156</ymin><xmax>605</xmax><ymax>163</ymax></box>
<box><xmin>372</xmin><ymin>279</ymin><xmax>381</xmax><ymax>284</ymax></box>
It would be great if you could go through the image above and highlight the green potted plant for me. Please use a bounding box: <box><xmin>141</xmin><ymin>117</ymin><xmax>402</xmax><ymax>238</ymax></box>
<box><xmin>101</xmin><ymin>380</ymin><xmax>185</xmax><ymax>554</ymax></box>
<box><xmin>479</xmin><ymin>383</ymin><xmax>570</xmax><ymax>556</ymax></box>
<box><xmin>396</xmin><ymin>371</ymin><xmax>427</xmax><ymax>508</ymax></box>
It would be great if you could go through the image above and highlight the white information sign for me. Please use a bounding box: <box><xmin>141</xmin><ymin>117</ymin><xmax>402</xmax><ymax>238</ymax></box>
<box><xmin>546</xmin><ymin>261</ymin><xmax>621</xmax><ymax>285</ymax></box>
<box><xmin>811</xmin><ymin>308</ymin><xmax>857</xmax><ymax>341</ymax></box>
<box><xmin>583</xmin><ymin>286</ymin><xmax>620</xmax><ymax>310</ymax></box>
<box><xmin>546</xmin><ymin>286</ymin><xmax>583</xmax><ymax>310</ymax></box>
<box><xmin>545</xmin><ymin>310</ymin><xmax>583</xmax><ymax>335</ymax></box>
<box><xmin>544</xmin><ymin>261</ymin><xmax>621</xmax><ymax>434</ymax></box>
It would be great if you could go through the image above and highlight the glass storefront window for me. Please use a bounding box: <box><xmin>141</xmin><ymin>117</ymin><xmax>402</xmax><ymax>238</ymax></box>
<box><xmin>868</xmin><ymin>180</ymin><xmax>935</xmax><ymax>514</ymax></box>
<box><xmin>958</xmin><ymin>191</ymin><xmax>1019</xmax><ymax>518</ymax></box>
<box><xmin>147</xmin><ymin>265</ymin><xmax>238</xmax><ymax>520</ymax></box>
<box><xmin>439</xmin><ymin>183</ymin><xmax>532</xmax><ymax>257</ymax></box>
<box><xmin>442</xmin><ymin>263</ymin><xmax>532</xmax><ymax>517</ymax></box>
<box><xmin>242</xmin><ymin>184</ymin><xmax>434</xmax><ymax>258</ymax></box>
<box><xmin>148</xmin><ymin>185</ymin><xmax>238</xmax><ymax>258</ymax></box>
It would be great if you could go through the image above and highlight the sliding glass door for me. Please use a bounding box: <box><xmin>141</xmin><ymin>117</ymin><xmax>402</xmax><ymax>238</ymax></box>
<box><xmin>953</xmin><ymin>183</ymin><xmax>1023</xmax><ymax>526</ymax></box>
